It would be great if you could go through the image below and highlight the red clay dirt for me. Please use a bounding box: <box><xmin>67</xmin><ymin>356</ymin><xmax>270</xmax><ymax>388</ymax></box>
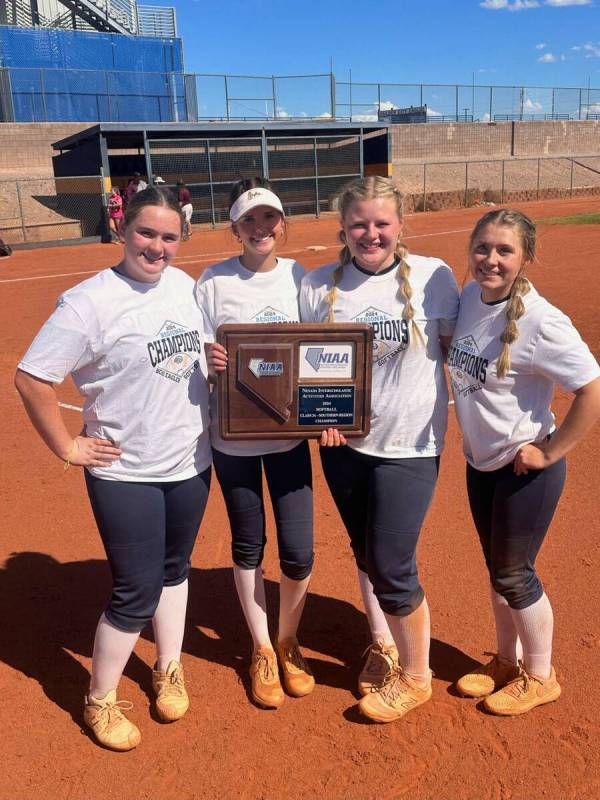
<box><xmin>1</xmin><ymin>197</ymin><xmax>599</xmax><ymax>800</ymax></box>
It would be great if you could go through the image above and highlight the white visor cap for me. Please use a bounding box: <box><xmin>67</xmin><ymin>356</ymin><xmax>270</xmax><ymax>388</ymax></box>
<box><xmin>229</xmin><ymin>188</ymin><xmax>285</xmax><ymax>223</ymax></box>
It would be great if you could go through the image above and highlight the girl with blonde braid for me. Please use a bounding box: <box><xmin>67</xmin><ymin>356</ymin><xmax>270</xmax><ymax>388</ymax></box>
<box><xmin>300</xmin><ymin>176</ymin><xmax>459</xmax><ymax>723</ymax></box>
<box><xmin>449</xmin><ymin>209</ymin><xmax>600</xmax><ymax>715</ymax></box>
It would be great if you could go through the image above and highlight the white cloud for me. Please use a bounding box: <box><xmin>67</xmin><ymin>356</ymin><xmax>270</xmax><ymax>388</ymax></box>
<box><xmin>275</xmin><ymin>107</ymin><xmax>290</xmax><ymax>118</ymax></box>
<box><xmin>535</xmin><ymin>42</ymin><xmax>547</xmax><ymax>49</ymax></box>
<box><xmin>538</xmin><ymin>52</ymin><xmax>557</xmax><ymax>61</ymax></box>
<box><xmin>587</xmin><ymin>102</ymin><xmax>600</xmax><ymax>112</ymax></box>
<box><xmin>352</xmin><ymin>114</ymin><xmax>378</xmax><ymax>122</ymax></box>
<box><xmin>319</xmin><ymin>112</ymin><xmax>332</xmax><ymax>118</ymax></box>
<box><xmin>426</xmin><ymin>108</ymin><xmax>443</xmax><ymax>117</ymax></box>
<box><xmin>524</xmin><ymin>98</ymin><xmax>543</xmax><ymax>110</ymax></box>
<box><xmin>582</xmin><ymin>42</ymin><xmax>600</xmax><ymax>57</ymax></box>
<box><xmin>560</xmin><ymin>53</ymin><xmax>567</xmax><ymax>60</ymax></box>
<box><xmin>379</xmin><ymin>100</ymin><xmax>396</xmax><ymax>110</ymax></box>
<box><xmin>480</xmin><ymin>0</ymin><xmax>540</xmax><ymax>8</ymax></box>
<box><xmin>544</xmin><ymin>0</ymin><xmax>592</xmax><ymax>6</ymax></box>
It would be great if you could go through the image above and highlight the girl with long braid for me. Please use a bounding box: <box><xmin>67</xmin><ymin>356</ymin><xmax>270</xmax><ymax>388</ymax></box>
<box><xmin>448</xmin><ymin>208</ymin><xmax>600</xmax><ymax>715</ymax></box>
<box><xmin>300</xmin><ymin>176</ymin><xmax>459</xmax><ymax>723</ymax></box>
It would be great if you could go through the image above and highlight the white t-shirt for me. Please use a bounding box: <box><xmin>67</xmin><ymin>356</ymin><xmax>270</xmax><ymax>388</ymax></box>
<box><xmin>195</xmin><ymin>256</ymin><xmax>305</xmax><ymax>456</ymax></box>
<box><xmin>299</xmin><ymin>255</ymin><xmax>459</xmax><ymax>458</ymax></box>
<box><xmin>449</xmin><ymin>280</ymin><xmax>600</xmax><ymax>471</ymax></box>
<box><xmin>19</xmin><ymin>266</ymin><xmax>212</xmax><ymax>482</ymax></box>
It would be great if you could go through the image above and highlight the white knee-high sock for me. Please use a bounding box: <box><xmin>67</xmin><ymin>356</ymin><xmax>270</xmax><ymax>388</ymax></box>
<box><xmin>233</xmin><ymin>565</ymin><xmax>272</xmax><ymax>651</ymax></box>
<box><xmin>510</xmin><ymin>593</ymin><xmax>554</xmax><ymax>679</ymax></box>
<box><xmin>278</xmin><ymin>573</ymin><xmax>311</xmax><ymax>642</ymax></box>
<box><xmin>384</xmin><ymin>597</ymin><xmax>431</xmax><ymax>685</ymax></box>
<box><xmin>490</xmin><ymin>586</ymin><xmax>522</xmax><ymax>664</ymax></box>
<box><xmin>89</xmin><ymin>613</ymin><xmax>140</xmax><ymax>698</ymax></box>
<box><xmin>357</xmin><ymin>569</ymin><xmax>394</xmax><ymax>646</ymax></box>
<box><xmin>152</xmin><ymin>580</ymin><xmax>189</xmax><ymax>671</ymax></box>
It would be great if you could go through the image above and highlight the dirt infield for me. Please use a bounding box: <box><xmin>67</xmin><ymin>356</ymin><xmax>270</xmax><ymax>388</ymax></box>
<box><xmin>1</xmin><ymin>197</ymin><xmax>599</xmax><ymax>800</ymax></box>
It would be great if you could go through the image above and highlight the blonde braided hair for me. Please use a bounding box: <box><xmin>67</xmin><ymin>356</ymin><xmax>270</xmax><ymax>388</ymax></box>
<box><xmin>326</xmin><ymin>177</ymin><xmax>422</xmax><ymax>343</ymax></box>
<box><xmin>469</xmin><ymin>208</ymin><xmax>536</xmax><ymax>379</ymax></box>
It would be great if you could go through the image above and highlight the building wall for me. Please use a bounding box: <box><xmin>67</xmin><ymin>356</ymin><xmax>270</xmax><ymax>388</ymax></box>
<box><xmin>392</xmin><ymin>120</ymin><xmax>600</xmax><ymax>163</ymax></box>
<box><xmin>0</xmin><ymin>122</ymin><xmax>87</xmax><ymax>177</ymax></box>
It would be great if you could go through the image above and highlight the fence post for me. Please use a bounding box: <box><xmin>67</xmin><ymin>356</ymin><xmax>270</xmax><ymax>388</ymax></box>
<box><xmin>330</xmin><ymin>72</ymin><xmax>336</xmax><ymax>119</ymax></box>
<box><xmin>39</xmin><ymin>68</ymin><xmax>47</xmax><ymax>122</ymax></box>
<box><xmin>551</xmin><ymin>87</ymin><xmax>555</xmax><ymax>117</ymax></box>
<box><xmin>224</xmin><ymin>75</ymin><xmax>230</xmax><ymax>121</ymax></box>
<box><xmin>578</xmin><ymin>88</ymin><xmax>582</xmax><ymax>120</ymax></box>
<box><xmin>423</xmin><ymin>163</ymin><xmax>427</xmax><ymax>212</ymax></box>
<box><xmin>261</xmin><ymin>130</ymin><xmax>269</xmax><ymax>180</ymax></box>
<box><xmin>15</xmin><ymin>179</ymin><xmax>27</xmax><ymax>244</ymax></box>
<box><xmin>570</xmin><ymin>158</ymin><xmax>574</xmax><ymax>197</ymax></box>
<box><xmin>314</xmin><ymin>137</ymin><xmax>319</xmax><ymax>217</ymax></box>
<box><xmin>455</xmin><ymin>85</ymin><xmax>459</xmax><ymax>122</ymax></box>
<box><xmin>206</xmin><ymin>140</ymin><xmax>216</xmax><ymax>228</ymax></box>
<box><xmin>489</xmin><ymin>86</ymin><xmax>493</xmax><ymax>121</ymax></box>
<box><xmin>272</xmin><ymin>76</ymin><xmax>277</xmax><ymax>119</ymax></box>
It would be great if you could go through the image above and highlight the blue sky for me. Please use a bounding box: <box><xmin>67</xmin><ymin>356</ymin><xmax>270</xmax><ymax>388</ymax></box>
<box><xmin>146</xmin><ymin>0</ymin><xmax>600</xmax><ymax>118</ymax></box>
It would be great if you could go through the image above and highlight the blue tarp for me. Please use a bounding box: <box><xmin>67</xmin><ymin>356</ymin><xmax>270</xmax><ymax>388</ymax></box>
<box><xmin>0</xmin><ymin>26</ymin><xmax>187</xmax><ymax>122</ymax></box>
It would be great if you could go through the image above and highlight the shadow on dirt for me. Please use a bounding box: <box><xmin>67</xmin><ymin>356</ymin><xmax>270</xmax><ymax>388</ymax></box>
<box><xmin>0</xmin><ymin>551</ymin><xmax>475</xmax><ymax>724</ymax></box>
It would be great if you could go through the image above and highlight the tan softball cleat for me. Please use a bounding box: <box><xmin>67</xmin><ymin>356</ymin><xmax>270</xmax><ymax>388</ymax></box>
<box><xmin>483</xmin><ymin>665</ymin><xmax>561</xmax><ymax>716</ymax></box>
<box><xmin>84</xmin><ymin>689</ymin><xmax>141</xmax><ymax>751</ymax></box>
<box><xmin>456</xmin><ymin>653</ymin><xmax>520</xmax><ymax>698</ymax></box>
<box><xmin>276</xmin><ymin>638</ymin><xmax>315</xmax><ymax>697</ymax></box>
<box><xmin>358</xmin><ymin>666</ymin><xmax>432</xmax><ymax>723</ymax></box>
<box><xmin>152</xmin><ymin>660</ymin><xmax>189</xmax><ymax>722</ymax></box>
<box><xmin>250</xmin><ymin>646</ymin><xmax>285</xmax><ymax>709</ymax></box>
<box><xmin>358</xmin><ymin>639</ymin><xmax>399</xmax><ymax>696</ymax></box>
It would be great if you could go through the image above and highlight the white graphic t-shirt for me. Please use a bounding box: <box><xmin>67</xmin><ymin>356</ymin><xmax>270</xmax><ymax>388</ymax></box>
<box><xmin>19</xmin><ymin>266</ymin><xmax>211</xmax><ymax>481</ymax></box>
<box><xmin>449</xmin><ymin>280</ymin><xmax>600</xmax><ymax>471</ymax></box>
<box><xmin>195</xmin><ymin>256</ymin><xmax>305</xmax><ymax>456</ymax></box>
<box><xmin>299</xmin><ymin>255</ymin><xmax>459</xmax><ymax>458</ymax></box>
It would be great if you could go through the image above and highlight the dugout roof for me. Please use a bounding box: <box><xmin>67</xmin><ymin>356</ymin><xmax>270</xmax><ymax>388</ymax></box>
<box><xmin>52</xmin><ymin>121</ymin><xmax>390</xmax><ymax>152</ymax></box>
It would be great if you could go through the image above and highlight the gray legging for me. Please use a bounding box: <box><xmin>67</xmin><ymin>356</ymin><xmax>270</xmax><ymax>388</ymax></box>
<box><xmin>320</xmin><ymin>445</ymin><xmax>439</xmax><ymax>617</ymax></box>
<box><xmin>212</xmin><ymin>440</ymin><xmax>313</xmax><ymax>580</ymax></box>
<box><xmin>85</xmin><ymin>468</ymin><xmax>211</xmax><ymax>632</ymax></box>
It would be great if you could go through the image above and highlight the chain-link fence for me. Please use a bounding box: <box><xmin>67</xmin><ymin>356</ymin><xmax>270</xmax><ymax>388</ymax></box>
<box><xmin>3</xmin><ymin>66</ymin><xmax>599</xmax><ymax>124</ymax></box>
<box><xmin>0</xmin><ymin>175</ymin><xmax>105</xmax><ymax>244</ymax></box>
<box><xmin>147</xmin><ymin>134</ymin><xmax>361</xmax><ymax>224</ymax></box>
<box><xmin>394</xmin><ymin>156</ymin><xmax>600</xmax><ymax>212</ymax></box>
<box><xmin>336</xmin><ymin>81</ymin><xmax>600</xmax><ymax>123</ymax></box>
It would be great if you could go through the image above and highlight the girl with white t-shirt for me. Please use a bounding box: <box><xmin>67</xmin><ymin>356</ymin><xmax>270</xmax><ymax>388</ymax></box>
<box><xmin>15</xmin><ymin>187</ymin><xmax>212</xmax><ymax>751</ymax></box>
<box><xmin>300</xmin><ymin>176</ymin><xmax>459</xmax><ymax>723</ymax></box>
<box><xmin>449</xmin><ymin>208</ymin><xmax>600</xmax><ymax>716</ymax></box>
<box><xmin>196</xmin><ymin>178</ymin><xmax>315</xmax><ymax>710</ymax></box>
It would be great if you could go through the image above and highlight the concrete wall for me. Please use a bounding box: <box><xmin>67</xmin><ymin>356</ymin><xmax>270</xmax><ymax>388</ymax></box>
<box><xmin>392</xmin><ymin>119</ymin><xmax>600</xmax><ymax>163</ymax></box>
<box><xmin>0</xmin><ymin>123</ymin><xmax>88</xmax><ymax>178</ymax></box>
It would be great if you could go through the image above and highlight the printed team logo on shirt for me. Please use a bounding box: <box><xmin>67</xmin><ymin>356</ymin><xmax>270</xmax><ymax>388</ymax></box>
<box><xmin>147</xmin><ymin>320</ymin><xmax>202</xmax><ymax>383</ymax></box>
<box><xmin>447</xmin><ymin>335</ymin><xmax>489</xmax><ymax>397</ymax></box>
<box><xmin>352</xmin><ymin>306</ymin><xmax>409</xmax><ymax>367</ymax></box>
<box><xmin>253</xmin><ymin>306</ymin><xmax>291</xmax><ymax>324</ymax></box>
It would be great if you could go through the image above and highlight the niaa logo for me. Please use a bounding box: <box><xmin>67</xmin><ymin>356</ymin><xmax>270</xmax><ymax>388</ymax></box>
<box><xmin>305</xmin><ymin>347</ymin><xmax>349</xmax><ymax>372</ymax></box>
<box><xmin>249</xmin><ymin>358</ymin><xmax>284</xmax><ymax>378</ymax></box>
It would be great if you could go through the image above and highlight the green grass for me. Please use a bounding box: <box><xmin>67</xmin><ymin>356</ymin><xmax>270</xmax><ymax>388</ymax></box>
<box><xmin>536</xmin><ymin>212</ymin><xmax>600</xmax><ymax>225</ymax></box>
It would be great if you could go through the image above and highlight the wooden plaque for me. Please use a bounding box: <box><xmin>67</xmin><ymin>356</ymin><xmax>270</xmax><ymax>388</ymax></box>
<box><xmin>217</xmin><ymin>323</ymin><xmax>373</xmax><ymax>440</ymax></box>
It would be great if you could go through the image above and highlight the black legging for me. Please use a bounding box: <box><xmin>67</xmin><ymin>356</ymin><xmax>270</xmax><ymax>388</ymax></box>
<box><xmin>85</xmin><ymin>468</ymin><xmax>211</xmax><ymax>632</ymax></box>
<box><xmin>466</xmin><ymin>458</ymin><xmax>566</xmax><ymax>609</ymax></box>
<box><xmin>320</xmin><ymin>445</ymin><xmax>439</xmax><ymax>617</ymax></box>
<box><xmin>212</xmin><ymin>441</ymin><xmax>313</xmax><ymax>580</ymax></box>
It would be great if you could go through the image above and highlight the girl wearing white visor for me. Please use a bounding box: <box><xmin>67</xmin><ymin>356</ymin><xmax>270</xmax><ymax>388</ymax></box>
<box><xmin>195</xmin><ymin>178</ymin><xmax>315</xmax><ymax>709</ymax></box>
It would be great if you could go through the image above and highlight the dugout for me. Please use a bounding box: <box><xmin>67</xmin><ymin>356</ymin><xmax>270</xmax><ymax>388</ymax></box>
<box><xmin>51</xmin><ymin>121</ymin><xmax>391</xmax><ymax>230</ymax></box>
